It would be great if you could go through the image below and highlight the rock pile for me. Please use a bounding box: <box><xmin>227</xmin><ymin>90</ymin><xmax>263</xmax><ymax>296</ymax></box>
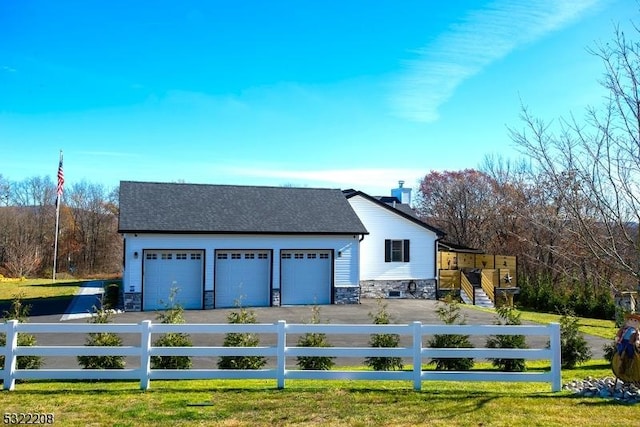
<box><xmin>563</xmin><ymin>377</ymin><xmax>640</xmax><ymax>403</ymax></box>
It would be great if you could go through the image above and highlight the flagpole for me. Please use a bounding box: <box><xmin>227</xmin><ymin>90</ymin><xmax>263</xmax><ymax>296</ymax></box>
<box><xmin>53</xmin><ymin>150</ymin><xmax>63</xmax><ymax>281</ymax></box>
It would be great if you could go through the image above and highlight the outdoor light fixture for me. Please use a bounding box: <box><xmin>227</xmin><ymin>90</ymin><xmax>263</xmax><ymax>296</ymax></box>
<box><xmin>134</xmin><ymin>251</ymin><xmax>139</xmax><ymax>259</ymax></box>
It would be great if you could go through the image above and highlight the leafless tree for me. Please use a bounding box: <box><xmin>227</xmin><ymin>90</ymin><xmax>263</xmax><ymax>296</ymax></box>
<box><xmin>1</xmin><ymin>207</ymin><xmax>42</xmax><ymax>277</ymax></box>
<box><xmin>415</xmin><ymin>169</ymin><xmax>499</xmax><ymax>250</ymax></box>
<box><xmin>510</xmin><ymin>24</ymin><xmax>640</xmax><ymax>291</ymax></box>
<box><xmin>66</xmin><ymin>181</ymin><xmax>121</xmax><ymax>275</ymax></box>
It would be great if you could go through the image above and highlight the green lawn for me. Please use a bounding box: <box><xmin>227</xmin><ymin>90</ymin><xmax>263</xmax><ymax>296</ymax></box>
<box><xmin>465</xmin><ymin>305</ymin><xmax>618</xmax><ymax>340</ymax></box>
<box><xmin>0</xmin><ymin>278</ymin><xmax>83</xmax><ymax>300</ymax></box>
<box><xmin>0</xmin><ymin>361</ymin><xmax>630</xmax><ymax>427</ymax></box>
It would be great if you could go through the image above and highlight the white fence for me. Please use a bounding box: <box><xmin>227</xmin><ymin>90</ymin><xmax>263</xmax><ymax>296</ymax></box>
<box><xmin>1</xmin><ymin>320</ymin><xmax>561</xmax><ymax>392</ymax></box>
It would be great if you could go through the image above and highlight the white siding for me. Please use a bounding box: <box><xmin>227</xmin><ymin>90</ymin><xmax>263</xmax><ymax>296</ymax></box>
<box><xmin>348</xmin><ymin>195</ymin><xmax>437</xmax><ymax>281</ymax></box>
<box><xmin>334</xmin><ymin>241</ymin><xmax>358</xmax><ymax>286</ymax></box>
<box><xmin>122</xmin><ymin>234</ymin><xmax>360</xmax><ymax>295</ymax></box>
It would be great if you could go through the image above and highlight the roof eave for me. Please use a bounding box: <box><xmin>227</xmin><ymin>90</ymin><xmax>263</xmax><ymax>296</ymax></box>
<box><xmin>119</xmin><ymin>229</ymin><xmax>369</xmax><ymax>236</ymax></box>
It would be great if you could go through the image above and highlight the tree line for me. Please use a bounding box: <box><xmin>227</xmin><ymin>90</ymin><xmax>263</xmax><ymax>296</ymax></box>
<box><xmin>0</xmin><ymin>175</ymin><xmax>122</xmax><ymax>278</ymax></box>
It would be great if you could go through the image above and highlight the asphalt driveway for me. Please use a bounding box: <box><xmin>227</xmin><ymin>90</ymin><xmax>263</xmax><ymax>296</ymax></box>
<box><xmin>27</xmin><ymin>299</ymin><xmax>610</xmax><ymax>369</ymax></box>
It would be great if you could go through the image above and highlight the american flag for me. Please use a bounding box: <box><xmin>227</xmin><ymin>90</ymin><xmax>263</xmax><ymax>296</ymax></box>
<box><xmin>56</xmin><ymin>154</ymin><xmax>64</xmax><ymax>197</ymax></box>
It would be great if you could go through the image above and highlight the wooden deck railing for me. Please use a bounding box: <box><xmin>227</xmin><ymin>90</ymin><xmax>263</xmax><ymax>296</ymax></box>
<box><xmin>460</xmin><ymin>274</ymin><xmax>475</xmax><ymax>305</ymax></box>
<box><xmin>480</xmin><ymin>271</ymin><xmax>495</xmax><ymax>303</ymax></box>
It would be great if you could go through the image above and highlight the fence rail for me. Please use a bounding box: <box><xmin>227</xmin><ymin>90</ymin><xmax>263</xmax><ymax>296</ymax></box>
<box><xmin>1</xmin><ymin>320</ymin><xmax>561</xmax><ymax>392</ymax></box>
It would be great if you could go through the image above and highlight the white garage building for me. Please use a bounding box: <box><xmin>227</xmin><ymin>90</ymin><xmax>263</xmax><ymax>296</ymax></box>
<box><xmin>118</xmin><ymin>181</ymin><xmax>368</xmax><ymax>311</ymax></box>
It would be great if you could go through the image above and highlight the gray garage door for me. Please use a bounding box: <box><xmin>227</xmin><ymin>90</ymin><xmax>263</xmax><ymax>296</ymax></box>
<box><xmin>142</xmin><ymin>250</ymin><xmax>204</xmax><ymax>310</ymax></box>
<box><xmin>280</xmin><ymin>250</ymin><xmax>332</xmax><ymax>305</ymax></box>
<box><xmin>215</xmin><ymin>250</ymin><xmax>271</xmax><ymax>308</ymax></box>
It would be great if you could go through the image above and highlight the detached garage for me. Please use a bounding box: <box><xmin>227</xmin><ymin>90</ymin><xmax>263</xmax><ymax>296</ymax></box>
<box><xmin>118</xmin><ymin>181</ymin><xmax>368</xmax><ymax>311</ymax></box>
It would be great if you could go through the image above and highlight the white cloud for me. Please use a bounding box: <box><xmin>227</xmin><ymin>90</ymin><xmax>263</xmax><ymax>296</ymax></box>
<box><xmin>391</xmin><ymin>0</ymin><xmax>603</xmax><ymax>122</ymax></box>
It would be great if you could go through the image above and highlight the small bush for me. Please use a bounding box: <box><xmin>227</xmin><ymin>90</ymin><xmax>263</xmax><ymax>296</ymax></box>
<box><xmin>428</xmin><ymin>295</ymin><xmax>474</xmax><ymax>371</ymax></box>
<box><xmin>104</xmin><ymin>283</ymin><xmax>121</xmax><ymax>309</ymax></box>
<box><xmin>77</xmin><ymin>300</ymin><xmax>125</xmax><ymax>369</ymax></box>
<box><xmin>0</xmin><ymin>295</ymin><xmax>42</xmax><ymax>370</ymax></box>
<box><xmin>296</xmin><ymin>305</ymin><xmax>335</xmax><ymax>370</ymax></box>
<box><xmin>558</xmin><ymin>312</ymin><xmax>592</xmax><ymax>369</ymax></box>
<box><xmin>151</xmin><ymin>287</ymin><xmax>192</xmax><ymax>370</ymax></box>
<box><xmin>366</xmin><ymin>299</ymin><xmax>403</xmax><ymax>371</ymax></box>
<box><xmin>486</xmin><ymin>304</ymin><xmax>527</xmax><ymax>372</ymax></box>
<box><xmin>218</xmin><ymin>304</ymin><xmax>266</xmax><ymax>370</ymax></box>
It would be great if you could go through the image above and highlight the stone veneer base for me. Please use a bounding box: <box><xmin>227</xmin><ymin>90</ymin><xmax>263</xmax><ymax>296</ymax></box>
<box><xmin>334</xmin><ymin>287</ymin><xmax>360</xmax><ymax>304</ymax></box>
<box><xmin>359</xmin><ymin>279</ymin><xmax>437</xmax><ymax>300</ymax></box>
<box><xmin>123</xmin><ymin>292</ymin><xmax>142</xmax><ymax>312</ymax></box>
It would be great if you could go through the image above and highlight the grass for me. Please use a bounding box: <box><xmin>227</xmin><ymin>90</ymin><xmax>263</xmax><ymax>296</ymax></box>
<box><xmin>0</xmin><ymin>278</ymin><xmax>83</xmax><ymax>300</ymax></box>
<box><xmin>0</xmin><ymin>361</ymin><xmax>632</xmax><ymax>426</ymax></box>
<box><xmin>465</xmin><ymin>305</ymin><xmax>618</xmax><ymax>340</ymax></box>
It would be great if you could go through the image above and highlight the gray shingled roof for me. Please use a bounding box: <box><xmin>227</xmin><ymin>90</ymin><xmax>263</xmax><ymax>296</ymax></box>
<box><xmin>119</xmin><ymin>181</ymin><xmax>369</xmax><ymax>235</ymax></box>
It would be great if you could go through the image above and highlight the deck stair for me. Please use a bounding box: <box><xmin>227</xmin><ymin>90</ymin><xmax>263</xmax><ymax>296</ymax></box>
<box><xmin>460</xmin><ymin>270</ymin><xmax>494</xmax><ymax>309</ymax></box>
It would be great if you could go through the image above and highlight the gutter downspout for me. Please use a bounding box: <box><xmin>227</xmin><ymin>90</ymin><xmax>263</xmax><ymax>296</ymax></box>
<box><xmin>434</xmin><ymin>236</ymin><xmax>442</xmax><ymax>298</ymax></box>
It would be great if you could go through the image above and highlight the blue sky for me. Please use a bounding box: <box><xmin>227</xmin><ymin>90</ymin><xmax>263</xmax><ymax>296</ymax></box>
<box><xmin>1</xmin><ymin>0</ymin><xmax>636</xmax><ymax>197</ymax></box>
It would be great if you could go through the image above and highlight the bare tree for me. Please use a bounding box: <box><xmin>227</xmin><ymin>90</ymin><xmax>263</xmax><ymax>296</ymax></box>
<box><xmin>415</xmin><ymin>169</ymin><xmax>499</xmax><ymax>250</ymax></box>
<box><xmin>66</xmin><ymin>181</ymin><xmax>121</xmax><ymax>275</ymax></box>
<box><xmin>1</xmin><ymin>207</ymin><xmax>42</xmax><ymax>277</ymax></box>
<box><xmin>510</xmin><ymin>24</ymin><xmax>640</xmax><ymax>291</ymax></box>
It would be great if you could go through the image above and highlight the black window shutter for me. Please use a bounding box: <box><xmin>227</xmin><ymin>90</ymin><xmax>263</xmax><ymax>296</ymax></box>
<box><xmin>384</xmin><ymin>240</ymin><xmax>391</xmax><ymax>262</ymax></box>
<box><xmin>403</xmin><ymin>240</ymin><xmax>410</xmax><ymax>262</ymax></box>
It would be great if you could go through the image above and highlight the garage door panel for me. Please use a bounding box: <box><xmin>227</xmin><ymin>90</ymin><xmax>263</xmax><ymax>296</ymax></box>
<box><xmin>281</xmin><ymin>250</ymin><xmax>332</xmax><ymax>305</ymax></box>
<box><xmin>143</xmin><ymin>250</ymin><xmax>204</xmax><ymax>311</ymax></box>
<box><xmin>215</xmin><ymin>251</ymin><xmax>271</xmax><ymax>308</ymax></box>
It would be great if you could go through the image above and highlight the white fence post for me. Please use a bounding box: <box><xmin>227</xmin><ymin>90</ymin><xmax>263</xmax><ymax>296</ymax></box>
<box><xmin>2</xmin><ymin>320</ymin><xmax>18</xmax><ymax>391</ymax></box>
<box><xmin>140</xmin><ymin>320</ymin><xmax>152</xmax><ymax>390</ymax></box>
<box><xmin>549</xmin><ymin>322</ymin><xmax>561</xmax><ymax>392</ymax></box>
<box><xmin>276</xmin><ymin>320</ymin><xmax>286</xmax><ymax>389</ymax></box>
<box><xmin>412</xmin><ymin>321</ymin><xmax>422</xmax><ymax>391</ymax></box>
